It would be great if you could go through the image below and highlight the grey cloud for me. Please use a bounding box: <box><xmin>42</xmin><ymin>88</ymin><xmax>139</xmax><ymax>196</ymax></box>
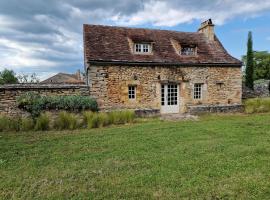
<box><xmin>0</xmin><ymin>0</ymin><xmax>270</xmax><ymax>80</ymax></box>
<box><xmin>0</xmin><ymin>0</ymin><xmax>145</xmax><ymax>79</ymax></box>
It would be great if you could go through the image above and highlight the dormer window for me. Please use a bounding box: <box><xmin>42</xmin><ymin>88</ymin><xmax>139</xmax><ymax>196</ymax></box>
<box><xmin>180</xmin><ymin>45</ymin><xmax>196</xmax><ymax>56</ymax></box>
<box><xmin>134</xmin><ymin>43</ymin><xmax>152</xmax><ymax>54</ymax></box>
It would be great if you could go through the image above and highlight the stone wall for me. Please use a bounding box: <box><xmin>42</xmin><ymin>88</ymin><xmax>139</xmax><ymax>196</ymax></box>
<box><xmin>0</xmin><ymin>84</ymin><xmax>89</xmax><ymax>116</ymax></box>
<box><xmin>188</xmin><ymin>104</ymin><xmax>244</xmax><ymax>115</ymax></box>
<box><xmin>242</xmin><ymin>80</ymin><xmax>270</xmax><ymax>99</ymax></box>
<box><xmin>88</xmin><ymin>65</ymin><xmax>242</xmax><ymax>113</ymax></box>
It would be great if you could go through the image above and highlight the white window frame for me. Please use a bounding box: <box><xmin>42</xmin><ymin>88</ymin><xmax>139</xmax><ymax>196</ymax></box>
<box><xmin>134</xmin><ymin>43</ymin><xmax>151</xmax><ymax>54</ymax></box>
<box><xmin>128</xmin><ymin>85</ymin><xmax>136</xmax><ymax>100</ymax></box>
<box><xmin>193</xmin><ymin>83</ymin><xmax>203</xmax><ymax>99</ymax></box>
<box><xmin>180</xmin><ymin>46</ymin><xmax>196</xmax><ymax>56</ymax></box>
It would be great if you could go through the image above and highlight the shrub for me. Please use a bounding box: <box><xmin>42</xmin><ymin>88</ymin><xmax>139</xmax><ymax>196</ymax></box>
<box><xmin>17</xmin><ymin>92</ymin><xmax>98</xmax><ymax>117</ymax></box>
<box><xmin>54</xmin><ymin>111</ymin><xmax>78</xmax><ymax>130</ymax></box>
<box><xmin>35</xmin><ymin>113</ymin><xmax>50</xmax><ymax>131</ymax></box>
<box><xmin>20</xmin><ymin>118</ymin><xmax>35</xmax><ymax>131</ymax></box>
<box><xmin>244</xmin><ymin>98</ymin><xmax>270</xmax><ymax>113</ymax></box>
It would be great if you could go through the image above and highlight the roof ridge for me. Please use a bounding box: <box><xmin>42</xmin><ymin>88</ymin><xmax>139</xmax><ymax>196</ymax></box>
<box><xmin>83</xmin><ymin>24</ymin><xmax>202</xmax><ymax>35</ymax></box>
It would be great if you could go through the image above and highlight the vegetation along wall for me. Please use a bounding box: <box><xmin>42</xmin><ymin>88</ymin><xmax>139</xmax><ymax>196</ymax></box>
<box><xmin>0</xmin><ymin>84</ymin><xmax>90</xmax><ymax>117</ymax></box>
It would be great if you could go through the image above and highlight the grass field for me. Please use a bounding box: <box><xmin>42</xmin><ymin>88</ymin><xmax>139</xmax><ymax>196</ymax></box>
<box><xmin>1</xmin><ymin>114</ymin><xmax>270</xmax><ymax>199</ymax></box>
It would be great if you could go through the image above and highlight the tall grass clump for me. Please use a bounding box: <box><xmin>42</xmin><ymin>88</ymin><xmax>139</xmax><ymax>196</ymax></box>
<box><xmin>97</xmin><ymin>112</ymin><xmax>110</xmax><ymax>127</ymax></box>
<box><xmin>0</xmin><ymin>115</ymin><xmax>9</xmax><ymax>132</ymax></box>
<box><xmin>108</xmin><ymin>110</ymin><xmax>135</xmax><ymax>124</ymax></box>
<box><xmin>83</xmin><ymin>111</ymin><xmax>135</xmax><ymax>128</ymax></box>
<box><xmin>54</xmin><ymin>111</ymin><xmax>78</xmax><ymax>130</ymax></box>
<box><xmin>244</xmin><ymin>98</ymin><xmax>270</xmax><ymax>113</ymax></box>
<box><xmin>20</xmin><ymin>118</ymin><xmax>34</xmax><ymax>131</ymax></box>
<box><xmin>83</xmin><ymin>111</ymin><xmax>106</xmax><ymax>128</ymax></box>
<box><xmin>83</xmin><ymin>111</ymin><xmax>95</xmax><ymax>128</ymax></box>
<box><xmin>0</xmin><ymin>115</ymin><xmax>21</xmax><ymax>132</ymax></box>
<box><xmin>35</xmin><ymin>113</ymin><xmax>50</xmax><ymax>131</ymax></box>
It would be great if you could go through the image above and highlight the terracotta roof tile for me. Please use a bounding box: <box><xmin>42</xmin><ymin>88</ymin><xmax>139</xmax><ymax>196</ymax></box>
<box><xmin>41</xmin><ymin>73</ymin><xmax>84</xmax><ymax>84</ymax></box>
<box><xmin>83</xmin><ymin>24</ymin><xmax>241</xmax><ymax>66</ymax></box>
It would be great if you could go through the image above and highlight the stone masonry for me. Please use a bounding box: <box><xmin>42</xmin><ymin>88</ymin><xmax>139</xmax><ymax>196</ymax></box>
<box><xmin>88</xmin><ymin>65</ymin><xmax>242</xmax><ymax>113</ymax></box>
<box><xmin>0</xmin><ymin>84</ymin><xmax>89</xmax><ymax>116</ymax></box>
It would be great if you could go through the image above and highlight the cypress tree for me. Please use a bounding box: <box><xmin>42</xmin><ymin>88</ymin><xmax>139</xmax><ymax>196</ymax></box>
<box><xmin>245</xmin><ymin>31</ymin><xmax>254</xmax><ymax>90</ymax></box>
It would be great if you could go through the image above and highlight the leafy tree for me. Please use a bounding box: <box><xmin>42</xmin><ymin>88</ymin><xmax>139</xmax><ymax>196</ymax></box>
<box><xmin>0</xmin><ymin>69</ymin><xmax>18</xmax><ymax>85</ymax></box>
<box><xmin>242</xmin><ymin>51</ymin><xmax>270</xmax><ymax>80</ymax></box>
<box><xmin>245</xmin><ymin>31</ymin><xmax>254</xmax><ymax>90</ymax></box>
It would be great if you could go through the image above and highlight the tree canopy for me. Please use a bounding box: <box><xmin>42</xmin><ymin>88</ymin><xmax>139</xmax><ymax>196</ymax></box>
<box><xmin>244</xmin><ymin>31</ymin><xmax>254</xmax><ymax>89</ymax></box>
<box><xmin>0</xmin><ymin>69</ymin><xmax>18</xmax><ymax>85</ymax></box>
<box><xmin>242</xmin><ymin>51</ymin><xmax>270</xmax><ymax>80</ymax></box>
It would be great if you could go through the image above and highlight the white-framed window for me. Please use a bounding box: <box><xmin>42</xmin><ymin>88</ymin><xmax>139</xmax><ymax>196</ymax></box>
<box><xmin>128</xmin><ymin>85</ymin><xmax>136</xmax><ymax>100</ymax></box>
<box><xmin>181</xmin><ymin>45</ymin><xmax>196</xmax><ymax>56</ymax></box>
<box><xmin>194</xmin><ymin>83</ymin><xmax>203</xmax><ymax>99</ymax></box>
<box><xmin>134</xmin><ymin>43</ymin><xmax>151</xmax><ymax>53</ymax></box>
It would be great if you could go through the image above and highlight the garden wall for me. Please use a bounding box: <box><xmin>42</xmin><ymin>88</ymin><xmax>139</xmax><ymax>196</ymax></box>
<box><xmin>0</xmin><ymin>84</ymin><xmax>90</xmax><ymax>117</ymax></box>
<box><xmin>242</xmin><ymin>80</ymin><xmax>270</xmax><ymax>99</ymax></box>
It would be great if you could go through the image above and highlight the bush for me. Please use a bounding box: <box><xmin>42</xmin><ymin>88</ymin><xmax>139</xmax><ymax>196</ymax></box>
<box><xmin>20</xmin><ymin>118</ymin><xmax>35</xmax><ymax>131</ymax></box>
<box><xmin>244</xmin><ymin>98</ymin><xmax>270</xmax><ymax>113</ymax></box>
<box><xmin>17</xmin><ymin>92</ymin><xmax>98</xmax><ymax>117</ymax></box>
<box><xmin>54</xmin><ymin>111</ymin><xmax>78</xmax><ymax>130</ymax></box>
<box><xmin>35</xmin><ymin>113</ymin><xmax>50</xmax><ymax>131</ymax></box>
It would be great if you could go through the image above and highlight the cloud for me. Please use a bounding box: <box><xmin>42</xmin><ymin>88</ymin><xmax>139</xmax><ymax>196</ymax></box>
<box><xmin>113</xmin><ymin>0</ymin><xmax>270</xmax><ymax>26</ymax></box>
<box><xmin>0</xmin><ymin>0</ymin><xmax>270</xmax><ymax>80</ymax></box>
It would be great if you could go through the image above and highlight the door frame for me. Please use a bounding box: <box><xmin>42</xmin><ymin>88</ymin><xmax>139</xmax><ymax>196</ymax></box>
<box><xmin>160</xmin><ymin>83</ymin><xmax>180</xmax><ymax>114</ymax></box>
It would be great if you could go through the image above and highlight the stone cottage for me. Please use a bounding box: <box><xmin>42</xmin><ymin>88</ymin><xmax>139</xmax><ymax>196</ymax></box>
<box><xmin>83</xmin><ymin>19</ymin><xmax>242</xmax><ymax>114</ymax></box>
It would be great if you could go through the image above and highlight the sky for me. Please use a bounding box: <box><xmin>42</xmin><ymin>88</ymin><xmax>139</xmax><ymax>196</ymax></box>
<box><xmin>0</xmin><ymin>0</ymin><xmax>270</xmax><ymax>80</ymax></box>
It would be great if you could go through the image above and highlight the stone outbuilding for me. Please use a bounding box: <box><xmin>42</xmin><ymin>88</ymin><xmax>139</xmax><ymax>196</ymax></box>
<box><xmin>41</xmin><ymin>71</ymin><xmax>85</xmax><ymax>85</ymax></box>
<box><xmin>83</xmin><ymin>19</ymin><xmax>242</xmax><ymax>114</ymax></box>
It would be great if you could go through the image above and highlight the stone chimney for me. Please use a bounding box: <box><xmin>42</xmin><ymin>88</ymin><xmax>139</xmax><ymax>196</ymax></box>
<box><xmin>198</xmin><ymin>19</ymin><xmax>215</xmax><ymax>41</ymax></box>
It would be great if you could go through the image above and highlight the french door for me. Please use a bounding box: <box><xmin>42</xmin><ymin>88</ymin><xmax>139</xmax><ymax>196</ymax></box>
<box><xmin>161</xmin><ymin>84</ymin><xmax>179</xmax><ymax>114</ymax></box>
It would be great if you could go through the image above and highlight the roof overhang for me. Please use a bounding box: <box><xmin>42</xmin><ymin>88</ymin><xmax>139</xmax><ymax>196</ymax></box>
<box><xmin>87</xmin><ymin>60</ymin><xmax>242</xmax><ymax>67</ymax></box>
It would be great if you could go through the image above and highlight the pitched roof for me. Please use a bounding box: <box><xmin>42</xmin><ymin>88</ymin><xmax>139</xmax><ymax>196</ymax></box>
<box><xmin>83</xmin><ymin>24</ymin><xmax>241</xmax><ymax>66</ymax></box>
<box><xmin>41</xmin><ymin>73</ymin><xmax>84</xmax><ymax>84</ymax></box>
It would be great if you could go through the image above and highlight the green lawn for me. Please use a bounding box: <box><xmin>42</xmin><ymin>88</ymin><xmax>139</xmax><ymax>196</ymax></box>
<box><xmin>1</xmin><ymin>114</ymin><xmax>270</xmax><ymax>199</ymax></box>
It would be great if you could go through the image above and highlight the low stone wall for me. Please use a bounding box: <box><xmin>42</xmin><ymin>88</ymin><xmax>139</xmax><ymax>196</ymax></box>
<box><xmin>134</xmin><ymin>109</ymin><xmax>160</xmax><ymax>117</ymax></box>
<box><xmin>188</xmin><ymin>104</ymin><xmax>244</xmax><ymax>115</ymax></box>
<box><xmin>0</xmin><ymin>84</ymin><xmax>89</xmax><ymax>117</ymax></box>
<box><xmin>242</xmin><ymin>80</ymin><xmax>270</xmax><ymax>99</ymax></box>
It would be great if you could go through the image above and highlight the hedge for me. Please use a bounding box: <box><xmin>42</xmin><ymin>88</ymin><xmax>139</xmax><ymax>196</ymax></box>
<box><xmin>17</xmin><ymin>92</ymin><xmax>98</xmax><ymax>117</ymax></box>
